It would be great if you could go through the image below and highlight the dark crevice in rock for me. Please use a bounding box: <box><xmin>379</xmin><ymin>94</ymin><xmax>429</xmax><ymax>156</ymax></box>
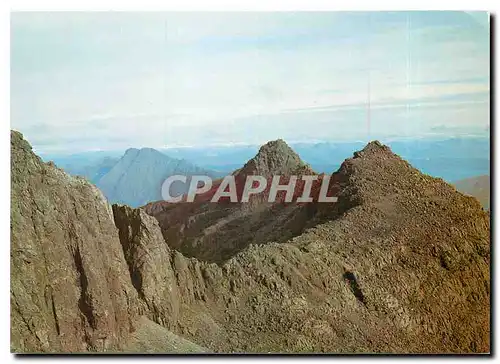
<box><xmin>73</xmin><ymin>247</ymin><xmax>95</xmax><ymax>329</ymax></box>
<box><xmin>50</xmin><ymin>292</ymin><xmax>61</xmax><ymax>336</ymax></box>
<box><xmin>11</xmin><ymin>292</ymin><xmax>45</xmax><ymax>348</ymax></box>
<box><xmin>129</xmin><ymin>270</ymin><xmax>146</xmax><ymax>303</ymax></box>
<box><xmin>112</xmin><ymin>206</ymin><xmax>146</xmax><ymax>303</ymax></box>
<box><xmin>343</xmin><ymin>271</ymin><xmax>366</xmax><ymax>306</ymax></box>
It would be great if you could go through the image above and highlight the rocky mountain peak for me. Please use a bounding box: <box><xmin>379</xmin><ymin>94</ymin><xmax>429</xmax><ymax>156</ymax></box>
<box><xmin>10</xmin><ymin>130</ymin><xmax>208</xmax><ymax>353</ymax></box>
<box><xmin>124</xmin><ymin>147</ymin><xmax>139</xmax><ymax>156</ymax></box>
<box><xmin>11</xmin><ymin>130</ymin><xmax>31</xmax><ymax>153</ymax></box>
<box><xmin>353</xmin><ymin>140</ymin><xmax>393</xmax><ymax>158</ymax></box>
<box><xmin>124</xmin><ymin>147</ymin><xmax>164</xmax><ymax>159</ymax></box>
<box><xmin>258</xmin><ymin>138</ymin><xmax>290</xmax><ymax>152</ymax></box>
<box><xmin>237</xmin><ymin>139</ymin><xmax>313</xmax><ymax>177</ymax></box>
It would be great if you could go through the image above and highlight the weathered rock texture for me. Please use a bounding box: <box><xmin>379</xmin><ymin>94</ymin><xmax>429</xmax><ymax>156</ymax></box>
<box><xmin>142</xmin><ymin>139</ymin><xmax>331</xmax><ymax>262</ymax></box>
<box><xmin>112</xmin><ymin>204</ymin><xmax>180</xmax><ymax>328</ymax></box>
<box><xmin>235</xmin><ymin>138</ymin><xmax>314</xmax><ymax>177</ymax></box>
<box><xmin>11</xmin><ymin>132</ymin><xmax>490</xmax><ymax>353</ymax></box>
<box><xmin>138</xmin><ymin>140</ymin><xmax>490</xmax><ymax>353</ymax></box>
<box><xmin>10</xmin><ymin>130</ymin><xmax>140</xmax><ymax>352</ymax></box>
<box><xmin>124</xmin><ymin>316</ymin><xmax>209</xmax><ymax>353</ymax></box>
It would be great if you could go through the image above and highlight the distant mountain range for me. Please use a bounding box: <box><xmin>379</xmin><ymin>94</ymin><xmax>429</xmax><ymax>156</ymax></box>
<box><xmin>40</xmin><ymin>136</ymin><xmax>490</xmax><ymax>208</ymax></box>
<box><xmin>158</xmin><ymin>137</ymin><xmax>490</xmax><ymax>181</ymax></box>
<box><xmin>45</xmin><ymin>147</ymin><xmax>220</xmax><ymax>207</ymax></box>
<box><xmin>40</xmin><ymin>150</ymin><xmax>124</xmax><ymax>184</ymax></box>
<box><xmin>80</xmin><ymin>156</ymin><xmax>120</xmax><ymax>184</ymax></box>
<box><xmin>41</xmin><ymin>137</ymin><xmax>489</xmax><ymax>183</ymax></box>
<box><xmin>100</xmin><ymin>148</ymin><xmax>221</xmax><ymax>207</ymax></box>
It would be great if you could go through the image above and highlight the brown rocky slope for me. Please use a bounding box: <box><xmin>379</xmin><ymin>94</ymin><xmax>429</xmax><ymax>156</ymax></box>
<box><xmin>142</xmin><ymin>139</ymin><xmax>335</xmax><ymax>263</ymax></box>
<box><xmin>11</xmin><ymin>131</ymin><xmax>490</xmax><ymax>353</ymax></box>
<box><xmin>135</xmin><ymin>140</ymin><xmax>490</xmax><ymax>353</ymax></box>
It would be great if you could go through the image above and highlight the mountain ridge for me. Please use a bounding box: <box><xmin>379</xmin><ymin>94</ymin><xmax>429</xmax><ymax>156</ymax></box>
<box><xmin>142</xmin><ymin>136</ymin><xmax>490</xmax><ymax>352</ymax></box>
<box><xmin>11</xmin><ymin>130</ymin><xmax>490</xmax><ymax>353</ymax></box>
<box><xmin>235</xmin><ymin>138</ymin><xmax>314</xmax><ymax>178</ymax></box>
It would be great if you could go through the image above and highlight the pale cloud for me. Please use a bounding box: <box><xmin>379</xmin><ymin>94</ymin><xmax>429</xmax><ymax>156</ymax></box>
<box><xmin>11</xmin><ymin>11</ymin><xmax>490</xmax><ymax>152</ymax></box>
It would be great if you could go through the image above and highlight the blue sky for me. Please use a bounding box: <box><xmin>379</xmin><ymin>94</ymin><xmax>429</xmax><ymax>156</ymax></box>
<box><xmin>11</xmin><ymin>11</ymin><xmax>490</xmax><ymax>152</ymax></box>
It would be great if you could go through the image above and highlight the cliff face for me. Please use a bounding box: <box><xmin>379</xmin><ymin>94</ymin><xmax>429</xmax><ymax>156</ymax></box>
<box><xmin>112</xmin><ymin>204</ymin><xmax>180</xmax><ymax>328</ymax></box>
<box><xmin>10</xmin><ymin>131</ymin><xmax>139</xmax><ymax>352</ymax></box>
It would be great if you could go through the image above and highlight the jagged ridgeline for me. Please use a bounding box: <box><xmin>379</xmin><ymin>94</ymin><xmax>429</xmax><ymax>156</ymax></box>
<box><xmin>11</xmin><ymin>130</ymin><xmax>490</xmax><ymax>353</ymax></box>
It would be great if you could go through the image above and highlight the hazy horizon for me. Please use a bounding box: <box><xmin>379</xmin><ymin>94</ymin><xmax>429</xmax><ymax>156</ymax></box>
<box><xmin>11</xmin><ymin>11</ymin><xmax>490</xmax><ymax>153</ymax></box>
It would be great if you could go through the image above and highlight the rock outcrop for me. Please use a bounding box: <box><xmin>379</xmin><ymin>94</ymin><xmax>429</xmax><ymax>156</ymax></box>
<box><xmin>10</xmin><ymin>131</ymin><xmax>208</xmax><ymax>354</ymax></box>
<box><xmin>142</xmin><ymin>139</ymin><xmax>330</xmax><ymax>262</ymax></box>
<box><xmin>112</xmin><ymin>204</ymin><xmax>180</xmax><ymax>328</ymax></box>
<box><xmin>235</xmin><ymin>138</ymin><xmax>314</xmax><ymax>177</ymax></box>
<box><xmin>10</xmin><ymin>131</ymin><xmax>139</xmax><ymax>352</ymax></box>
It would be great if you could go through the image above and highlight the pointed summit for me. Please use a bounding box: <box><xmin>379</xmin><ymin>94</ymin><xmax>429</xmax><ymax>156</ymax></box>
<box><xmin>97</xmin><ymin>147</ymin><xmax>216</xmax><ymax>207</ymax></box>
<box><xmin>257</xmin><ymin>138</ymin><xmax>291</xmax><ymax>154</ymax></box>
<box><xmin>236</xmin><ymin>139</ymin><xmax>314</xmax><ymax>177</ymax></box>
<box><xmin>125</xmin><ymin>147</ymin><xmax>140</xmax><ymax>155</ymax></box>
<box><xmin>353</xmin><ymin>140</ymin><xmax>392</xmax><ymax>158</ymax></box>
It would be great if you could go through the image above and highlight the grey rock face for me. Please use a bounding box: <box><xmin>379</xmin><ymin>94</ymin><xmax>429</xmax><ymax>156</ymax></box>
<box><xmin>11</xmin><ymin>130</ymin><xmax>139</xmax><ymax>353</ymax></box>
<box><xmin>112</xmin><ymin>204</ymin><xmax>180</xmax><ymax>328</ymax></box>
